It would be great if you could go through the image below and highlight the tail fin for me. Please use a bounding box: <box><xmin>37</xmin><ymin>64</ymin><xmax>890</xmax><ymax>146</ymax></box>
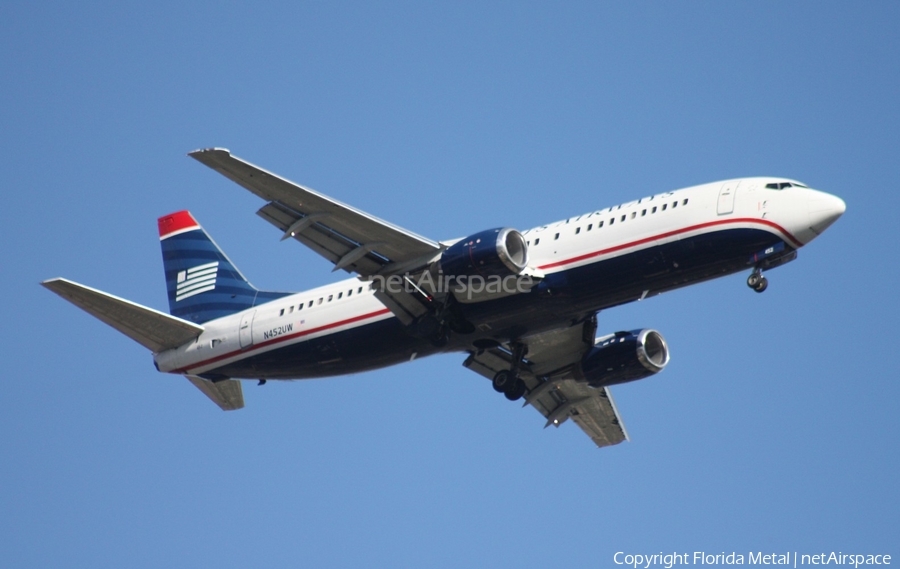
<box><xmin>158</xmin><ymin>211</ymin><xmax>289</xmax><ymax>324</ymax></box>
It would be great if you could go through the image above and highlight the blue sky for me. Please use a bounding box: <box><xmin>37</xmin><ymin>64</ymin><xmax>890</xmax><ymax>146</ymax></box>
<box><xmin>2</xmin><ymin>2</ymin><xmax>898</xmax><ymax>567</ymax></box>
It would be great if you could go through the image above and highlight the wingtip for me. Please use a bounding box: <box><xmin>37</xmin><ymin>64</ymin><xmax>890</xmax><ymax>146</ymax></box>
<box><xmin>187</xmin><ymin>147</ymin><xmax>231</xmax><ymax>160</ymax></box>
<box><xmin>40</xmin><ymin>277</ymin><xmax>68</xmax><ymax>289</ymax></box>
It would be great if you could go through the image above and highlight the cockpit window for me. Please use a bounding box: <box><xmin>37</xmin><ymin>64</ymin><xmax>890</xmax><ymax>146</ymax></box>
<box><xmin>765</xmin><ymin>182</ymin><xmax>807</xmax><ymax>190</ymax></box>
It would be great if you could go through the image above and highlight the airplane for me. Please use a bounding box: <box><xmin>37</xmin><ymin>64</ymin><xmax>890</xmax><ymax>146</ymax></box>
<box><xmin>42</xmin><ymin>148</ymin><xmax>846</xmax><ymax>448</ymax></box>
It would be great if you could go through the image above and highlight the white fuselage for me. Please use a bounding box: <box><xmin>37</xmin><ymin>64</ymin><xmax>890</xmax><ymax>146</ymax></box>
<box><xmin>154</xmin><ymin>177</ymin><xmax>845</xmax><ymax>378</ymax></box>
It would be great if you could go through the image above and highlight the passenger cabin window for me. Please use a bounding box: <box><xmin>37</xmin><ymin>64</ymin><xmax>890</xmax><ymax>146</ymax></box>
<box><xmin>554</xmin><ymin>233</ymin><xmax>560</xmax><ymax>240</ymax></box>
<box><xmin>683</xmin><ymin>199</ymin><xmax>689</xmax><ymax>205</ymax></box>
<box><xmin>279</xmin><ymin>308</ymin><xmax>285</xmax><ymax>316</ymax></box>
<box><xmin>535</xmin><ymin>238</ymin><xmax>540</xmax><ymax>245</ymax></box>
<box><xmin>575</xmin><ymin>227</ymin><xmax>581</xmax><ymax>234</ymax></box>
<box><xmin>662</xmin><ymin>204</ymin><xmax>667</xmax><ymax>211</ymax></box>
<box><xmin>652</xmin><ymin>206</ymin><xmax>657</xmax><ymax>213</ymax></box>
<box><xmin>587</xmin><ymin>224</ymin><xmax>593</xmax><ymax>231</ymax></box>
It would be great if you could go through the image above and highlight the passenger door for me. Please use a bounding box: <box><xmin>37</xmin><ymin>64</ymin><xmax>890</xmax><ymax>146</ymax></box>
<box><xmin>717</xmin><ymin>181</ymin><xmax>740</xmax><ymax>215</ymax></box>
<box><xmin>238</xmin><ymin>310</ymin><xmax>255</xmax><ymax>349</ymax></box>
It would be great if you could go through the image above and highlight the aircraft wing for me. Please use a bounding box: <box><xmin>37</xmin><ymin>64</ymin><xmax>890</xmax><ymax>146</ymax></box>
<box><xmin>463</xmin><ymin>316</ymin><xmax>630</xmax><ymax>448</ymax></box>
<box><xmin>188</xmin><ymin>148</ymin><xmax>442</xmax><ymax>277</ymax></box>
<box><xmin>189</xmin><ymin>148</ymin><xmax>443</xmax><ymax>324</ymax></box>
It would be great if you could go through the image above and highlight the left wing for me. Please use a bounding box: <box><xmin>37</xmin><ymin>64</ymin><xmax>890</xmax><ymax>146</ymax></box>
<box><xmin>189</xmin><ymin>148</ymin><xmax>442</xmax><ymax>324</ymax></box>
<box><xmin>463</xmin><ymin>316</ymin><xmax>630</xmax><ymax>448</ymax></box>
<box><xmin>188</xmin><ymin>148</ymin><xmax>442</xmax><ymax>276</ymax></box>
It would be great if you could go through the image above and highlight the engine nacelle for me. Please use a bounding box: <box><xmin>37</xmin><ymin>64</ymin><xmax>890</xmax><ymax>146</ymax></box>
<box><xmin>441</xmin><ymin>227</ymin><xmax>528</xmax><ymax>278</ymax></box>
<box><xmin>576</xmin><ymin>329</ymin><xmax>670</xmax><ymax>388</ymax></box>
<box><xmin>439</xmin><ymin>228</ymin><xmax>531</xmax><ymax>303</ymax></box>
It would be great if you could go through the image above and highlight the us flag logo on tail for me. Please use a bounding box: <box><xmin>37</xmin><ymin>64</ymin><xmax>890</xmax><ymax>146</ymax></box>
<box><xmin>176</xmin><ymin>261</ymin><xmax>219</xmax><ymax>301</ymax></box>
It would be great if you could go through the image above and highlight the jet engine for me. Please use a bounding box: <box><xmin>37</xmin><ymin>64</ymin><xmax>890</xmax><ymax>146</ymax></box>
<box><xmin>438</xmin><ymin>228</ymin><xmax>532</xmax><ymax>303</ymax></box>
<box><xmin>576</xmin><ymin>329</ymin><xmax>670</xmax><ymax>388</ymax></box>
<box><xmin>441</xmin><ymin>227</ymin><xmax>528</xmax><ymax>278</ymax></box>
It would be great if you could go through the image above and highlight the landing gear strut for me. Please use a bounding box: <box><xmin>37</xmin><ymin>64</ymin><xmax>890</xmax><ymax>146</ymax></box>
<box><xmin>747</xmin><ymin>269</ymin><xmax>768</xmax><ymax>293</ymax></box>
<box><xmin>491</xmin><ymin>342</ymin><xmax>528</xmax><ymax>401</ymax></box>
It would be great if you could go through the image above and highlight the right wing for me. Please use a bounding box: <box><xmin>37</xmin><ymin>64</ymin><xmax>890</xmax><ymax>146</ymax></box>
<box><xmin>463</xmin><ymin>316</ymin><xmax>630</xmax><ymax>448</ymax></box>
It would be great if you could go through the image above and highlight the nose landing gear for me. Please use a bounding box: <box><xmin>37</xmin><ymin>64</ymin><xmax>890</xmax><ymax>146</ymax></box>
<box><xmin>747</xmin><ymin>269</ymin><xmax>768</xmax><ymax>293</ymax></box>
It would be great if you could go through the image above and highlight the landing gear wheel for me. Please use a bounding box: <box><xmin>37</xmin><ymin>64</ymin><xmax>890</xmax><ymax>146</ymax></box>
<box><xmin>504</xmin><ymin>379</ymin><xmax>527</xmax><ymax>401</ymax></box>
<box><xmin>492</xmin><ymin>370</ymin><xmax>515</xmax><ymax>393</ymax></box>
<box><xmin>747</xmin><ymin>270</ymin><xmax>768</xmax><ymax>292</ymax></box>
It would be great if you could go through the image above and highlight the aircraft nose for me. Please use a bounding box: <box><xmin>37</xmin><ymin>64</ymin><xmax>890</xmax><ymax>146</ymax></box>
<box><xmin>807</xmin><ymin>190</ymin><xmax>846</xmax><ymax>237</ymax></box>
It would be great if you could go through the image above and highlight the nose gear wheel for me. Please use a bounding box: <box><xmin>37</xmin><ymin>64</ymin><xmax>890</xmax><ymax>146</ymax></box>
<box><xmin>747</xmin><ymin>270</ymin><xmax>768</xmax><ymax>293</ymax></box>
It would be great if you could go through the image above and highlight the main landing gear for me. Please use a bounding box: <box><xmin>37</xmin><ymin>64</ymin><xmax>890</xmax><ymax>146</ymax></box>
<box><xmin>492</xmin><ymin>370</ymin><xmax>527</xmax><ymax>401</ymax></box>
<box><xmin>492</xmin><ymin>342</ymin><xmax>528</xmax><ymax>401</ymax></box>
<box><xmin>747</xmin><ymin>269</ymin><xmax>768</xmax><ymax>293</ymax></box>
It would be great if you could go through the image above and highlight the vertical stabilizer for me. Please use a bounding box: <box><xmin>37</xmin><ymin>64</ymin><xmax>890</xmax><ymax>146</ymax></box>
<box><xmin>158</xmin><ymin>211</ymin><xmax>288</xmax><ymax>323</ymax></box>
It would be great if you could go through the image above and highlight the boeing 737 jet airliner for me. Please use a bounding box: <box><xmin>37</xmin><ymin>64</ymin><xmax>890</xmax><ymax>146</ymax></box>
<box><xmin>42</xmin><ymin>149</ymin><xmax>846</xmax><ymax>447</ymax></box>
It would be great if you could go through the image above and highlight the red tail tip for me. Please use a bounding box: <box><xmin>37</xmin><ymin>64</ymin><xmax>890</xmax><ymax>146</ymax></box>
<box><xmin>158</xmin><ymin>210</ymin><xmax>200</xmax><ymax>239</ymax></box>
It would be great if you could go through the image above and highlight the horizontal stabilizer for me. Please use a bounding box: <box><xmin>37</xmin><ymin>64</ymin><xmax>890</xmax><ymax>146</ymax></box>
<box><xmin>41</xmin><ymin>278</ymin><xmax>204</xmax><ymax>353</ymax></box>
<box><xmin>185</xmin><ymin>375</ymin><xmax>244</xmax><ymax>411</ymax></box>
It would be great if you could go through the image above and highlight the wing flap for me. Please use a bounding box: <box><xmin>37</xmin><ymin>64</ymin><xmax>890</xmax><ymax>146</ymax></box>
<box><xmin>558</xmin><ymin>383</ymin><xmax>629</xmax><ymax>447</ymax></box>
<box><xmin>42</xmin><ymin>278</ymin><xmax>204</xmax><ymax>353</ymax></box>
<box><xmin>256</xmin><ymin>201</ymin><xmax>386</xmax><ymax>275</ymax></box>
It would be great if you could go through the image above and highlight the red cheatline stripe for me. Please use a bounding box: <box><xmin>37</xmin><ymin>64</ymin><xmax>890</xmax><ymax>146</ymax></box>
<box><xmin>179</xmin><ymin>308</ymin><xmax>392</xmax><ymax>374</ymax></box>
<box><xmin>537</xmin><ymin>218</ymin><xmax>801</xmax><ymax>271</ymax></box>
<box><xmin>158</xmin><ymin>210</ymin><xmax>200</xmax><ymax>239</ymax></box>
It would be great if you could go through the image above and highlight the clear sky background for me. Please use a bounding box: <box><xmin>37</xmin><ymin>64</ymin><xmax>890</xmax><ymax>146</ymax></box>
<box><xmin>2</xmin><ymin>2</ymin><xmax>898</xmax><ymax>567</ymax></box>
